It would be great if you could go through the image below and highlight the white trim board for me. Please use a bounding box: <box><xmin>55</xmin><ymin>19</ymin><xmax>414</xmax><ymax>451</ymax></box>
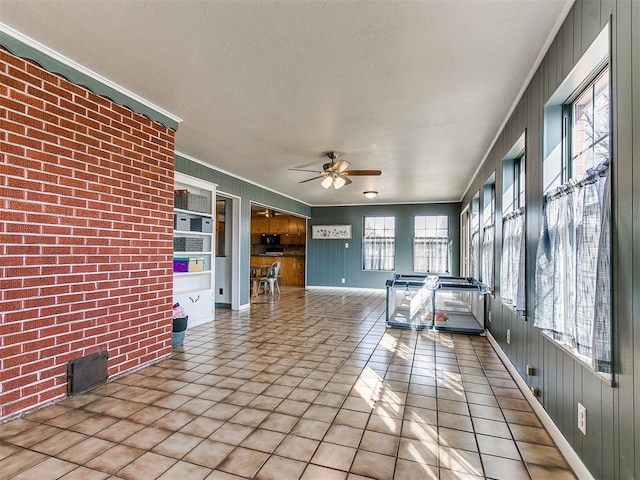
<box><xmin>486</xmin><ymin>331</ymin><xmax>595</xmax><ymax>480</ymax></box>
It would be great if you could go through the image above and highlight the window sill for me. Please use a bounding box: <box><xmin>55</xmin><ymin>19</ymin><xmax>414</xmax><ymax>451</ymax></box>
<box><xmin>500</xmin><ymin>301</ymin><xmax>526</xmax><ymax>321</ymax></box>
<box><xmin>540</xmin><ymin>330</ymin><xmax>615</xmax><ymax>387</ymax></box>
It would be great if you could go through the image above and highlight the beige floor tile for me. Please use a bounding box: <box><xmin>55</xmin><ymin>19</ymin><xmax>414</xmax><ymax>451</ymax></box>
<box><xmin>86</xmin><ymin>444</ymin><xmax>144</xmax><ymax>474</ymax></box>
<box><xmin>439</xmin><ymin>446</ymin><xmax>483</xmax><ymax>476</ymax></box>
<box><xmin>528</xmin><ymin>463</ymin><xmax>578</xmax><ymax>479</ymax></box>
<box><xmin>275</xmin><ymin>435</ymin><xmax>320</xmax><ymax>462</ymax></box>
<box><xmin>180</xmin><ymin>416</ymin><xmax>224</xmax><ymax>438</ymax></box>
<box><xmin>217</xmin><ymin>446</ymin><xmax>270</xmax><ymax>477</ymax></box>
<box><xmin>323</xmin><ymin>424</ymin><xmax>364</xmax><ymax>448</ymax></box>
<box><xmin>254</xmin><ymin>455</ymin><xmax>306</xmax><ymax>480</ymax></box>
<box><xmin>397</xmin><ymin>437</ymin><xmax>438</xmax><ymax>466</ymax></box>
<box><xmin>311</xmin><ymin>442</ymin><xmax>356</xmax><ymax>471</ymax></box>
<box><xmin>301</xmin><ymin>464</ymin><xmax>347</xmax><ymax>480</ymax></box>
<box><xmin>202</xmin><ymin>403</ymin><xmax>242</xmax><ymax>421</ymax></box>
<box><xmin>183</xmin><ymin>439</ymin><xmax>235</xmax><ymax>469</ymax></box>
<box><xmin>95</xmin><ymin>419</ymin><xmax>145</xmax><ymax>443</ymax></box>
<box><xmin>152</xmin><ymin>431</ymin><xmax>203</xmax><ymax>459</ymax></box>
<box><xmin>477</xmin><ymin>433</ymin><xmax>521</xmax><ymax>459</ymax></box>
<box><xmin>350</xmin><ymin>450</ymin><xmax>395</xmax><ymax>480</ymax></box>
<box><xmin>517</xmin><ymin>441</ymin><xmax>570</xmax><ymax>469</ymax></box>
<box><xmin>0</xmin><ymin>290</ymin><xmax>576</xmax><ymax>480</ymax></box>
<box><xmin>156</xmin><ymin>460</ymin><xmax>212</xmax><ymax>480</ymax></box>
<box><xmin>510</xmin><ymin>423</ymin><xmax>556</xmax><ymax>446</ymax></box>
<box><xmin>394</xmin><ymin>459</ymin><xmax>438</xmax><ymax>480</ymax></box>
<box><xmin>208</xmin><ymin>422</ymin><xmax>254</xmax><ymax>445</ymax></box>
<box><xmin>58</xmin><ymin>466</ymin><xmax>111</xmax><ymax>479</ymax></box>
<box><xmin>30</xmin><ymin>429</ymin><xmax>87</xmax><ymax>455</ymax></box>
<box><xmin>10</xmin><ymin>456</ymin><xmax>77</xmax><ymax>480</ymax></box>
<box><xmin>291</xmin><ymin>418</ymin><xmax>331</xmax><ymax>440</ymax></box>
<box><xmin>240</xmin><ymin>428</ymin><xmax>286</xmax><ymax>453</ymax></box>
<box><xmin>57</xmin><ymin>437</ymin><xmax>116</xmax><ymax>464</ymax></box>
<box><xmin>229</xmin><ymin>407</ymin><xmax>270</xmax><ymax>427</ymax></box>
<box><xmin>438</xmin><ymin>427</ymin><xmax>479</xmax><ymax>451</ymax></box>
<box><xmin>482</xmin><ymin>454</ymin><xmax>530</xmax><ymax>480</ymax></box>
<box><xmin>116</xmin><ymin>452</ymin><xmax>176</xmax><ymax>480</ymax></box>
<box><xmin>359</xmin><ymin>430</ymin><xmax>399</xmax><ymax>456</ymax></box>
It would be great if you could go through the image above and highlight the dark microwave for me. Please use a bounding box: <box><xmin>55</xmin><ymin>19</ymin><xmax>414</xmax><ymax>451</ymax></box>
<box><xmin>261</xmin><ymin>234</ymin><xmax>281</xmax><ymax>245</ymax></box>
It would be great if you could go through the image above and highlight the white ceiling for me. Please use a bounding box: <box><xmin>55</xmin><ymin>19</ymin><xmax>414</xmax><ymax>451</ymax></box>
<box><xmin>0</xmin><ymin>0</ymin><xmax>572</xmax><ymax>206</ymax></box>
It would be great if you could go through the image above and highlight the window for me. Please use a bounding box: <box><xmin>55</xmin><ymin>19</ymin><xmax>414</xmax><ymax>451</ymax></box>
<box><xmin>470</xmin><ymin>194</ymin><xmax>480</xmax><ymax>279</ymax></box>
<box><xmin>568</xmin><ymin>67</ymin><xmax>610</xmax><ymax>179</ymax></box>
<box><xmin>413</xmin><ymin>215</ymin><xmax>449</xmax><ymax>273</ymax></box>
<box><xmin>535</xmin><ymin>63</ymin><xmax>611</xmax><ymax>376</ymax></box>
<box><xmin>363</xmin><ymin>216</ymin><xmax>395</xmax><ymax>271</ymax></box>
<box><xmin>481</xmin><ymin>180</ymin><xmax>495</xmax><ymax>290</ymax></box>
<box><xmin>500</xmin><ymin>136</ymin><xmax>526</xmax><ymax>313</ymax></box>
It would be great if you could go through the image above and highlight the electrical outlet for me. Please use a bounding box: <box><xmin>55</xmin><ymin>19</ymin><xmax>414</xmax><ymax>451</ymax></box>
<box><xmin>506</xmin><ymin>329</ymin><xmax>511</xmax><ymax>345</ymax></box>
<box><xmin>219</xmin><ymin>288</ymin><xmax>223</xmax><ymax>295</ymax></box>
<box><xmin>345</xmin><ymin>242</ymin><xmax>349</xmax><ymax>248</ymax></box>
<box><xmin>341</xmin><ymin>278</ymin><xmax>346</xmax><ymax>284</ymax></box>
<box><xmin>488</xmin><ymin>311</ymin><xmax>492</xmax><ymax>322</ymax></box>
<box><xmin>578</xmin><ymin>402</ymin><xmax>587</xmax><ymax>435</ymax></box>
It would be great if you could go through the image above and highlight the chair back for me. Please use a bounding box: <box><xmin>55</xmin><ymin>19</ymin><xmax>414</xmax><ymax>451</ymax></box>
<box><xmin>268</xmin><ymin>261</ymin><xmax>281</xmax><ymax>278</ymax></box>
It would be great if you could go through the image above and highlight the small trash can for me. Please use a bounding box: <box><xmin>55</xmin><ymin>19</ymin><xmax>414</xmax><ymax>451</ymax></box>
<box><xmin>172</xmin><ymin>316</ymin><xmax>188</xmax><ymax>348</ymax></box>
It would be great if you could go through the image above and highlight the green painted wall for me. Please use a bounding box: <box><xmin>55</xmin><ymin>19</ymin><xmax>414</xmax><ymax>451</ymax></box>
<box><xmin>308</xmin><ymin>203</ymin><xmax>461</xmax><ymax>288</ymax></box>
<box><xmin>461</xmin><ymin>1</ymin><xmax>636</xmax><ymax>478</ymax></box>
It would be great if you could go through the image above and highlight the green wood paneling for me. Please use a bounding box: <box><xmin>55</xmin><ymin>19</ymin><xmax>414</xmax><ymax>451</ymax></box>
<box><xmin>462</xmin><ymin>1</ymin><xmax>637</xmax><ymax>478</ymax></box>
<box><xmin>308</xmin><ymin>203</ymin><xmax>460</xmax><ymax>288</ymax></box>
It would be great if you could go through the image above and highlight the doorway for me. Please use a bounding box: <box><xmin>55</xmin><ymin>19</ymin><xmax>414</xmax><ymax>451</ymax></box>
<box><xmin>215</xmin><ymin>192</ymin><xmax>241</xmax><ymax>310</ymax></box>
<box><xmin>250</xmin><ymin>203</ymin><xmax>306</xmax><ymax>298</ymax></box>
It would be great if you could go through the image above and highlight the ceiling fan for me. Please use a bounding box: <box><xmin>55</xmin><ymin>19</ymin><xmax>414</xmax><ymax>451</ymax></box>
<box><xmin>290</xmin><ymin>152</ymin><xmax>382</xmax><ymax>190</ymax></box>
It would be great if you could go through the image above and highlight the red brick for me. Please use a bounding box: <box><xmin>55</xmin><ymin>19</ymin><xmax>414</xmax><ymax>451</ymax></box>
<box><xmin>0</xmin><ymin>48</ymin><xmax>175</xmax><ymax>422</ymax></box>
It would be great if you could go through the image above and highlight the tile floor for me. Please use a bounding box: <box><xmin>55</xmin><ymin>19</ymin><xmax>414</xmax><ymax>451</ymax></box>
<box><xmin>0</xmin><ymin>288</ymin><xmax>577</xmax><ymax>479</ymax></box>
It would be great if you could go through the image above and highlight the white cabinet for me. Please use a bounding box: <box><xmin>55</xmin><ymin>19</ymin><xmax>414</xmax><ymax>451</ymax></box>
<box><xmin>174</xmin><ymin>172</ymin><xmax>217</xmax><ymax>328</ymax></box>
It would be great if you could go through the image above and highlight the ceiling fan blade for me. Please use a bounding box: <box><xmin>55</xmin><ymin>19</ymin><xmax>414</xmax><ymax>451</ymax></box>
<box><xmin>342</xmin><ymin>176</ymin><xmax>353</xmax><ymax>185</ymax></box>
<box><xmin>289</xmin><ymin>168</ymin><xmax>323</xmax><ymax>173</ymax></box>
<box><xmin>343</xmin><ymin>169</ymin><xmax>382</xmax><ymax>176</ymax></box>
<box><xmin>333</xmin><ymin>159</ymin><xmax>351</xmax><ymax>173</ymax></box>
<box><xmin>299</xmin><ymin>175</ymin><xmax>327</xmax><ymax>184</ymax></box>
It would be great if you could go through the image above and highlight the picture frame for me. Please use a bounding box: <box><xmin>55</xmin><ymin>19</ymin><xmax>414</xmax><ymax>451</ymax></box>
<box><xmin>311</xmin><ymin>224</ymin><xmax>352</xmax><ymax>239</ymax></box>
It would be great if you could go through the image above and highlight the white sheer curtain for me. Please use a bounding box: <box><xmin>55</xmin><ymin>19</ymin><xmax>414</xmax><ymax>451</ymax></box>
<box><xmin>500</xmin><ymin>209</ymin><xmax>525</xmax><ymax>313</ymax></box>
<box><xmin>363</xmin><ymin>238</ymin><xmax>395</xmax><ymax>271</ymax></box>
<box><xmin>534</xmin><ymin>163</ymin><xmax>611</xmax><ymax>373</ymax></box>
<box><xmin>414</xmin><ymin>238</ymin><xmax>448</xmax><ymax>273</ymax></box>
<box><xmin>470</xmin><ymin>230</ymin><xmax>480</xmax><ymax>280</ymax></box>
<box><xmin>482</xmin><ymin>224</ymin><xmax>495</xmax><ymax>289</ymax></box>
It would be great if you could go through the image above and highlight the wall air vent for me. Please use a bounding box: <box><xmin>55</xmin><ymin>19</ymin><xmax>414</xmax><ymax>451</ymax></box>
<box><xmin>67</xmin><ymin>351</ymin><xmax>108</xmax><ymax>396</ymax></box>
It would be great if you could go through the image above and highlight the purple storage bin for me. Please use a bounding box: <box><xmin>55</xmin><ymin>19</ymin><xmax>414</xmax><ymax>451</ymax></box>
<box><xmin>173</xmin><ymin>258</ymin><xmax>189</xmax><ymax>272</ymax></box>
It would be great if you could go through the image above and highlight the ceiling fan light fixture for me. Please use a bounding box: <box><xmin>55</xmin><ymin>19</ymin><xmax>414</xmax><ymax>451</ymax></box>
<box><xmin>363</xmin><ymin>190</ymin><xmax>378</xmax><ymax>199</ymax></box>
<box><xmin>321</xmin><ymin>176</ymin><xmax>333</xmax><ymax>189</ymax></box>
<box><xmin>333</xmin><ymin>176</ymin><xmax>346</xmax><ymax>189</ymax></box>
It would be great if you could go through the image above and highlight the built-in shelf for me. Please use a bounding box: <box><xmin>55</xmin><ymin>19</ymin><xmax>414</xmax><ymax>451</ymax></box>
<box><xmin>173</xmin><ymin>172</ymin><xmax>217</xmax><ymax>329</ymax></box>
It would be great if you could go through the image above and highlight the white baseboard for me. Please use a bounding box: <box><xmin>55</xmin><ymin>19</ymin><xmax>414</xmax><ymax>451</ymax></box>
<box><xmin>305</xmin><ymin>285</ymin><xmax>385</xmax><ymax>292</ymax></box>
<box><xmin>486</xmin><ymin>331</ymin><xmax>594</xmax><ymax>480</ymax></box>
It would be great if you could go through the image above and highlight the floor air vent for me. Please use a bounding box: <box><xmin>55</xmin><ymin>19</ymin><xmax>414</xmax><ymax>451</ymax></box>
<box><xmin>67</xmin><ymin>351</ymin><xmax>108</xmax><ymax>396</ymax></box>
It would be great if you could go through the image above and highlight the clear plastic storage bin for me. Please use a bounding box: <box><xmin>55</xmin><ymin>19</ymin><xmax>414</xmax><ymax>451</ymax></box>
<box><xmin>385</xmin><ymin>275</ymin><xmax>438</xmax><ymax>330</ymax></box>
<box><xmin>386</xmin><ymin>275</ymin><xmax>488</xmax><ymax>334</ymax></box>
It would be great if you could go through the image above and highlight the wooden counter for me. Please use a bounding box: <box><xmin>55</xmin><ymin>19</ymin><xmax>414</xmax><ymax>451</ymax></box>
<box><xmin>250</xmin><ymin>256</ymin><xmax>305</xmax><ymax>287</ymax></box>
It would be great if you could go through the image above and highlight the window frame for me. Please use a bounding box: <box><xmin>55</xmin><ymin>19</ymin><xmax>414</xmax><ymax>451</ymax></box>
<box><xmin>412</xmin><ymin>215</ymin><xmax>450</xmax><ymax>274</ymax></box>
<box><xmin>362</xmin><ymin>215</ymin><xmax>396</xmax><ymax>272</ymax></box>
<box><xmin>562</xmin><ymin>63</ymin><xmax>610</xmax><ymax>183</ymax></box>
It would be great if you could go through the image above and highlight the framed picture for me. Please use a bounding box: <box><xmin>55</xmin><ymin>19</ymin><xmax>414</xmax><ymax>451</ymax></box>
<box><xmin>312</xmin><ymin>224</ymin><xmax>352</xmax><ymax>239</ymax></box>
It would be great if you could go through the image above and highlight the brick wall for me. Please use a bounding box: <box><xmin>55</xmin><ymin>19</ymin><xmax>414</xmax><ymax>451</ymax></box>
<box><xmin>0</xmin><ymin>48</ymin><xmax>176</xmax><ymax>421</ymax></box>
